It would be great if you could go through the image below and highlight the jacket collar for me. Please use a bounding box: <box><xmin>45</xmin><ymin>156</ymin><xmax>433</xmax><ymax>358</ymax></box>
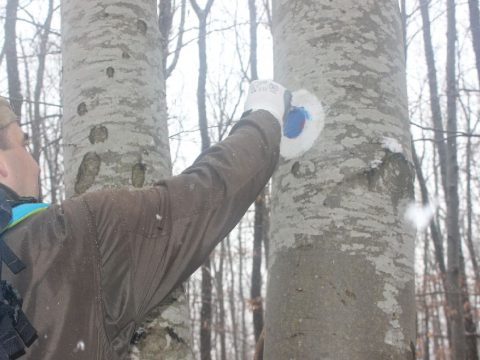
<box><xmin>0</xmin><ymin>184</ymin><xmax>39</xmax><ymax>207</ymax></box>
<box><xmin>0</xmin><ymin>184</ymin><xmax>48</xmax><ymax>233</ymax></box>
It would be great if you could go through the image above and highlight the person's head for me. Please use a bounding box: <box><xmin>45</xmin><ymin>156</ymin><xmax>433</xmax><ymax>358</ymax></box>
<box><xmin>0</xmin><ymin>97</ymin><xmax>40</xmax><ymax>199</ymax></box>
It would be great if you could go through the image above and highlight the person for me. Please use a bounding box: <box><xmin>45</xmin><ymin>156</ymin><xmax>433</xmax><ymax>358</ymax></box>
<box><xmin>0</xmin><ymin>80</ymin><xmax>289</xmax><ymax>359</ymax></box>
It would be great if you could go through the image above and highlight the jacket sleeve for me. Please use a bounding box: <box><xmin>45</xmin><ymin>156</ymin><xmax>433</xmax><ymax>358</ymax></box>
<box><xmin>81</xmin><ymin>110</ymin><xmax>280</xmax><ymax>344</ymax></box>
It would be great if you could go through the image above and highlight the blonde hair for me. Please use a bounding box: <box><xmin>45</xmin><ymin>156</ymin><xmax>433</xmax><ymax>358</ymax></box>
<box><xmin>0</xmin><ymin>97</ymin><xmax>17</xmax><ymax>149</ymax></box>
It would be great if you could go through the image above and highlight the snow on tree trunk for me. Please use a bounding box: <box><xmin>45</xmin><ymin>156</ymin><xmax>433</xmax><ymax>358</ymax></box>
<box><xmin>61</xmin><ymin>1</ymin><xmax>192</xmax><ymax>358</ymax></box>
<box><xmin>264</xmin><ymin>1</ymin><xmax>416</xmax><ymax>359</ymax></box>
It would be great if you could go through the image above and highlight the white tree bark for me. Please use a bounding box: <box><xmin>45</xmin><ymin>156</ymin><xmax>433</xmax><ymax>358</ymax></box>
<box><xmin>61</xmin><ymin>1</ymin><xmax>192</xmax><ymax>358</ymax></box>
<box><xmin>265</xmin><ymin>1</ymin><xmax>416</xmax><ymax>359</ymax></box>
<box><xmin>62</xmin><ymin>0</ymin><xmax>171</xmax><ymax>192</ymax></box>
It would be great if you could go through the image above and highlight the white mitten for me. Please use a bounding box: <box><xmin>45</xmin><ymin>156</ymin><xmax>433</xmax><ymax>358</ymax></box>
<box><xmin>244</xmin><ymin>80</ymin><xmax>291</xmax><ymax>123</ymax></box>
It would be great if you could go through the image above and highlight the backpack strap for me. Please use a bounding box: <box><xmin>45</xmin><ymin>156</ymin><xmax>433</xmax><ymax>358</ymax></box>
<box><xmin>0</xmin><ymin>203</ymin><xmax>48</xmax><ymax>360</ymax></box>
<box><xmin>0</xmin><ymin>239</ymin><xmax>38</xmax><ymax>360</ymax></box>
<box><xmin>0</xmin><ymin>241</ymin><xmax>25</xmax><ymax>276</ymax></box>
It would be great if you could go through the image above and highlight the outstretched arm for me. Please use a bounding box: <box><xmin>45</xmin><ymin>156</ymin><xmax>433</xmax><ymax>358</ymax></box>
<box><xmin>79</xmin><ymin>80</ymin><xmax>287</xmax><ymax>344</ymax></box>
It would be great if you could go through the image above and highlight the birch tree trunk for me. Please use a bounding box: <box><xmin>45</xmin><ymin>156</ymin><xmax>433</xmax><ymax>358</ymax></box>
<box><xmin>61</xmin><ymin>1</ymin><xmax>192</xmax><ymax>358</ymax></box>
<box><xmin>265</xmin><ymin>1</ymin><xmax>416</xmax><ymax>359</ymax></box>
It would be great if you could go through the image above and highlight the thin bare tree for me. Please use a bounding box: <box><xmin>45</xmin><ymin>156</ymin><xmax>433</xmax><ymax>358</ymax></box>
<box><xmin>248</xmin><ymin>0</ymin><xmax>266</xmax><ymax>348</ymax></box>
<box><xmin>468</xmin><ymin>0</ymin><xmax>480</xmax><ymax>86</ymax></box>
<box><xmin>189</xmin><ymin>0</ymin><xmax>215</xmax><ymax>359</ymax></box>
<box><xmin>445</xmin><ymin>1</ymin><xmax>466</xmax><ymax>358</ymax></box>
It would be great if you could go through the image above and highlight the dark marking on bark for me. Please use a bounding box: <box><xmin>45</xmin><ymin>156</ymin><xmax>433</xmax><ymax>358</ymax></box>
<box><xmin>88</xmin><ymin>126</ymin><xmax>108</xmax><ymax>144</ymax></box>
<box><xmin>291</xmin><ymin>161</ymin><xmax>300</xmax><ymax>177</ymax></box>
<box><xmin>345</xmin><ymin>289</ymin><xmax>356</xmax><ymax>300</ymax></box>
<box><xmin>326</xmin><ymin>280</ymin><xmax>336</xmax><ymax>290</ymax></box>
<box><xmin>132</xmin><ymin>163</ymin><xmax>146</xmax><ymax>188</ymax></box>
<box><xmin>103</xmin><ymin>12</ymin><xmax>109</xmax><ymax>17</ymax></box>
<box><xmin>353</xmin><ymin>152</ymin><xmax>414</xmax><ymax>212</ymax></box>
<box><xmin>77</xmin><ymin>102</ymin><xmax>87</xmax><ymax>116</ymax></box>
<box><xmin>290</xmin><ymin>332</ymin><xmax>304</xmax><ymax>339</ymax></box>
<box><xmin>130</xmin><ymin>327</ymin><xmax>146</xmax><ymax>345</ymax></box>
<box><xmin>75</xmin><ymin>152</ymin><xmax>101</xmax><ymax>194</ymax></box>
<box><xmin>384</xmin><ymin>153</ymin><xmax>415</xmax><ymax>211</ymax></box>
<box><xmin>410</xmin><ymin>341</ymin><xmax>416</xmax><ymax>359</ymax></box>
<box><xmin>364</xmin><ymin>153</ymin><xmax>415</xmax><ymax>211</ymax></box>
<box><xmin>323</xmin><ymin>194</ymin><xmax>341</xmax><ymax>208</ymax></box>
<box><xmin>122</xmin><ymin>51</ymin><xmax>130</xmax><ymax>59</ymax></box>
<box><xmin>165</xmin><ymin>326</ymin><xmax>186</xmax><ymax>344</ymax></box>
<box><xmin>365</xmin><ymin>169</ymin><xmax>375</xmax><ymax>190</ymax></box>
<box><xmin>106</xmin><ymin>66</ymin><xmax>115</xmax><ymax>78</ymax></box>
<box><xmin>294</xmin><ymin>233</ymin><xmax>314</xmax><ymax>250</ymax></box>
<box><xmin>137</xmin><ymin>19</ymin><xmax>147</xmax><ymax>34</ymax></box>
<box><xmin>363</xmin><ymin>162</ymin><xmax>382</xmax><ymax>191</ymax></box>
<box><xmin>290</xmin><ymin>160</ymin><xmax>316</xmax><ymax>179</ymax></box>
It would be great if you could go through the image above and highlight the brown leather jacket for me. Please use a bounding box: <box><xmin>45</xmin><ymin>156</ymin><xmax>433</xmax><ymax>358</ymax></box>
<box><xmin>2</xmin><ymin>111</ymin><xmax>280</xmax><ymax>359</ymax></box>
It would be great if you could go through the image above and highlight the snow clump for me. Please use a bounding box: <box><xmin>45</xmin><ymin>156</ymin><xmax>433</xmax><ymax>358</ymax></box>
<box><xmin>74</xmin><ymin>340</ymin><xmax>85</xmax><ymax>352</ymax></box>
<box><xmin>382</xmin><ymin>137</ymin><xmax>403</xmax><ymax>154</ymax></box>
<box><xmin>369</xmin><ymin>159</ymin><xmax>383</xmax><ymax>169</ymax></box>
<box><xmin>404</xmin><ymin>200</ymin><xmax>437</xmax><ymax>231</ymax></box>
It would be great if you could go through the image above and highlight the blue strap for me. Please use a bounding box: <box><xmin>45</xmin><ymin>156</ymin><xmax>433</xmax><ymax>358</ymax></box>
<box><xmin>0</xmin><ymin>202</ymin><xmax>49</xmax><ymax>274</ymax></box>
<box><xmin>7</xmin><ymin>203</ymin><xmax>49</xmax><ymax>231</ymax></box>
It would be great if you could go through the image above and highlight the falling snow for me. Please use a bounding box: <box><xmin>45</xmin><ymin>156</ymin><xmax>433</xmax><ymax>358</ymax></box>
<box><xmin>404</xmin><ymin>200</ymin><xmax>437</xmax><ymax>231</ymax></box>
<box><xmin>74</xmin><ymin>341</ymin><xmax>85</xmax><ymax>352</ymax></box>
